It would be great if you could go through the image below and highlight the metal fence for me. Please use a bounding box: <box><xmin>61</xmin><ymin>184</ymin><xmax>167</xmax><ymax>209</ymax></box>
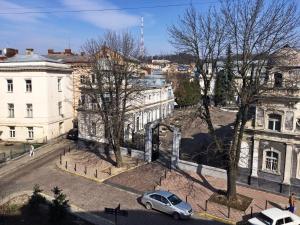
<box><xmin>124</xmin><ymin>132</ymin><xmax>145</xmax><ymax>151</ymax></box>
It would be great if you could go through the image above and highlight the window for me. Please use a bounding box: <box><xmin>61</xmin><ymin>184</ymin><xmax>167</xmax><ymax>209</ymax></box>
<box><xmin>57</xmin><ymin>77</ymin><xmax>62</xmax><ymax>92</ymax></box>
<box><xmin>161</xmin><ymin>197</ymin><xmax>169</xmax><ymax>204</ymax></box>
<box><xmin>264</xmin><ymin>149</ymin><xmax>279</xmax><ymax>173</ymax></box>
<box><xmin>58</xmin><ymin>102</ymin><xmax>62</xmax><ymax>116</ymax></box>
<box><xmin>136</xmin><ymin>116</ymin><xmax>140</xmax><ymax>131</ymax></box>
<box><xmin>91</xmin><ymin>74</ymin><xmax>96</xmax><ymax>84</ymax></box>
<box><xmin>284</xmin><ymin>217</ymin><xmax>293</xmax><ymax>223</ymax></box>
<box><xmin>9</xmin><ymin>126</ymin><xmax>15</xmax><ymax>138</ymax></box>
<box><xmin>27</xmin><ymin>127</ymin><xmax>34</xmax><ymax>139</ymax></box>
<box><xmin>274</xmin><ymin>73</ymin><xmax>283</xmax><ymax>87</ymax></box>
<box><xmin>275</xmin><ymin>219</ymin><xmax>284</xmax><ymax>225</ymax></box>
<box><xmin>268</xmin><ymin>114</ymin><xmax>281</xmax><ymax>131</ymax></box>
<box><xmin>25</xmin><ymin>79</ymin><xmax>32</xmax><ymax>92</ymax></box>
<box><xmin>26</xmin><ymin>104</ymin><xmax>33</xmax><ymax>118</ymax></box>
<box><xmin>7</xmin><ymin>79</ymin><xmax>13</xmax><ymax>92</ymax></box>
<box><xmin>91</xmin><ymin>122</ymin><xmax>96</xmax><ymax>135</ymax></box>
<box><xmin>80</xmin><ymin>75</ymin><xmax>85</xmax><ymax>84</ymax></box>
<box><xmin>150</xmin><ymin>194</ymin><xmax>161</xmax><ymax>201</ymax></box>
<box><xmin>8</xmin><ymin>103</ymin><xmax>14</xmax><ymax>118</ymax></box>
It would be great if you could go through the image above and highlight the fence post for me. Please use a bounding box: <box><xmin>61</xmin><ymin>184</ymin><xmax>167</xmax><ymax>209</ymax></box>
<box><xmin>10</xmin><ymin>150</ymin><xmax>12</xmax><ymax>159</ymax></box>
<box><xmin>250</xmin><ymin>206</ymin><xmax>253</xmax><ymax>218</ymax></box>
<box><xmin>65</xmin><ymin>161</ymin><xmax>68</xmax><ymax>169</ymax></box>
<box><xmin>265</xmin><ymin>200</ymin><xmax>268</xmax><ymax>209</ymax></box>
<box><xmin>228</xmin><ymin>206</ymin><xmax>231</xmax><ymax>218</ymax></box>
<box><xmin>63</xmin><ymin>149</ymin><xmax>65</xmax><ymax>156</ymax></box>
<box><xmin>205</xmin><ymin>200</ymin><xmax>208</xmax><ymax>211</ymax></box>
<box><xmin>84</xmin><ymin>166</ymin><xmax>87</xmax><ymax>175</ymax></box>
<box><xmin>186</xmin><ymin>195</ymin><xmax>188</xmax><ymax>203</ymax></box>
<box><xmin>60</xmin><ymin>154</ymin><xmax>62</xmax><ymax>165</ymax></box>
<box><xmin>95</xmin><ymin>169</ymin><xmax>97</xmax><ymax>178</ymax></box>
<box><xmin>74</xmin><ymin>163</ymin><xmax>77</xmax><ymax>171</ymax></box>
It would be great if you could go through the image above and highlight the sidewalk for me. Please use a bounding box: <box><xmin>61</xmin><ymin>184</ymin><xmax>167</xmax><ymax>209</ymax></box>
<box><xmin>156</xmin><ymin>170</ymin><xmax>300</xmax><ymax>223</ymax></box>
<box><xmin>0</xmin><ymin>137</ymin><xmax>73</xmax><ymax>178</ymax></box>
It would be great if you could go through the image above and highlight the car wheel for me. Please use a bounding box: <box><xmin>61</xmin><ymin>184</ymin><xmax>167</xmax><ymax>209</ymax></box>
<box><xmin>172</xmin><ymin>212</ymin><xmax>180</xmax><ymax>220</ymax></box>
<box><xmin>145</xmin><ymin>202</ymin><xmax>152</xmax><ymax>210</ymax></box>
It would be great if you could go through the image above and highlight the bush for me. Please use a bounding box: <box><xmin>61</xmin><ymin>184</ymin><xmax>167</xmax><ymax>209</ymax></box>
<box><xmin>28</xmin><ymin>184</ymin><xmax>46</xmax><ymax>210</ymax></box>
<box><xmin>49</xmin><ymin>186</ymin><xmax>69</xmax><ymax>222</ymax></box>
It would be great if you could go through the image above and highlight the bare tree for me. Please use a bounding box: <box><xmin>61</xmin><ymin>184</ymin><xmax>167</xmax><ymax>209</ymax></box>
<box><xmin>81</xmin><ymin>31</ymin><xmax>142</xmax><ymax>167</ymax></box>
<box><xmin>169</xmin><ymin>0</ymin><xmax>299</xmax><ymax>200</ymax></box>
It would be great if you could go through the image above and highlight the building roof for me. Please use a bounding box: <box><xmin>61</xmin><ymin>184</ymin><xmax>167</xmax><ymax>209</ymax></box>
<box><xmin>46</xmin><ymin>54</ymin><xmax>90</xmax><ymax>64</ymax></box>
<box><xmin>1</xmin><ymin>53</ymin><xmax>62</xmax><ymax>63</ymax></box>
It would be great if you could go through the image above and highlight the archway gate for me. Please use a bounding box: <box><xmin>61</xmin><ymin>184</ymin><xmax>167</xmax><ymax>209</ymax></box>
<box><xmin>144</xmin><ymin>121</ymin><xmax>181</xmax><ymax>169</ymax></box>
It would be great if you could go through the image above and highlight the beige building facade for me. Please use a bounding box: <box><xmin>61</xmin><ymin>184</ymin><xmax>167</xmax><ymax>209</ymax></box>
<box><xmin>0</xmin><ymin>51</ymin><xmax>74</xmax><ymax>143</ymax></box>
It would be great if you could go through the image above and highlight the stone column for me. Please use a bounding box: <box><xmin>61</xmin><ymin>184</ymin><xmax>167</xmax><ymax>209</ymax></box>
<box><xmin>171</xmin><ymin>128</ymin><xmax>181</xmax><ymax>169</ymax></box>
<box><xmin>250</xmin><ymin>138</ymin><xmax>260</xmax><ymax>186</ymax></box>
<box><xmin>283</xmin><ymin>143</ymin><xmax>293</xmax><ymax>185</ymax></box>
<box><xmin>251</xmin><ymin>138</ymin><xmax>260</xmax><ymax>177</ymax></box>
<box><xmin>144</xmin><ymin>124</ymin><xmax>152</xmax><ymax>163</ymax></box>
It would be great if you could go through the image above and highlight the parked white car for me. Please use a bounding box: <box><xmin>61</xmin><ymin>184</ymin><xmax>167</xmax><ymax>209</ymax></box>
<box><xmin>248</xmin><ymin>208</ymin><xmax>300</xmax><ymax>225</ymax></box>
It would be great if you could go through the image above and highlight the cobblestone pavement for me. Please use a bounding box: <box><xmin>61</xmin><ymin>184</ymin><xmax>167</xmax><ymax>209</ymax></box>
<box><xmin>157</xmin><ymin>170</ymin><xmax>300</xmax><ymax>223</ymax></box>
<box><xmin>0</xmin><ymin>144</ymin><xmax>223</xmax><ymax>225</ymax></box>
<box><xmin>104</xmin><ymin>162</ymin><xmax>167</xmax><ymax>194</ymax></box>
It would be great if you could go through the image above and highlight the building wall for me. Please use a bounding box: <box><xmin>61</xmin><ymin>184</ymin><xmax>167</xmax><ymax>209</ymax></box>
<box><xmin>0</xmin><ymin>64</ymin><xmax>73</xmax><ymax>143</ymax></box>
<box><xmin>78</xmin><ymin>84</ymin><xmax>175</xmax><ymax>143</ymax></box>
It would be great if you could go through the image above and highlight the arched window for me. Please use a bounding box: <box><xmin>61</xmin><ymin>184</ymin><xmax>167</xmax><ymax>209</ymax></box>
<box><xmin>274</xmin><ymin>73</ymin><xmax>283</xmax><ymax>87</ymax></box>
<box><xmin>263</xmin><ymin>148</ymin><xmax>280</xmax><ymax>173</ymax></box>
<box><xmin>268</xmin><ymin>114</ymin><xmax>281</xmax><ymax>131</ymax></box>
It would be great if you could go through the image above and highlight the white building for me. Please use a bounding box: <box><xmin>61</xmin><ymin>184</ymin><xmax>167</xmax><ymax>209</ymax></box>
<box><xmin>78</xmin><ymin>73</ymin><xmax>175</xmax><ymax>144</ymax></box>
<box><xmin>0</xmin><ymin>50</ymin><xmax>73</xmax><ymax>143</ymax></box>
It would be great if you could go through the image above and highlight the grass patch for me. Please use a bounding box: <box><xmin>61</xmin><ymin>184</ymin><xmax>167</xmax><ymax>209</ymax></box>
<box><xmin>209</xmin><ymin>191</ymin><xmax>252</xmax><ymax>211</ymax></box>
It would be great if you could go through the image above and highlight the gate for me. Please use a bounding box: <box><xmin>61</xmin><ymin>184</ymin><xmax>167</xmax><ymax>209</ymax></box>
<box><xmin>151</xmin><ymin>124</ymin><xmax>160</xmax><ymax>161</ymax></box>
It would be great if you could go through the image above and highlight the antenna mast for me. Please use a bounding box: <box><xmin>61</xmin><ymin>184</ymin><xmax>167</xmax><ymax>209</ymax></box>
<box><xmin>140</xmin><ymin>16</ymin><xmax>145</xmax><ymax>58</ymax></box>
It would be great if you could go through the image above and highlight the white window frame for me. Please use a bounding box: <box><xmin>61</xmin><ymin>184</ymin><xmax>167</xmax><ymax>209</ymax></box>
<box><xmin>9</xmin><ymin>126</ymin><xmax>15</xmax><ymax>138</ymax></box>
<box><xmin>262</xmin><ymin>148</ymin><xmax>281</xmax><ymax>174</ymax></box>
<box><xmin>27</xmin><ymin>127</ymin><xmax>34</xmax><ymax>139</ymax></box>
<box><xmin>57</xmin><ymin>77</ymin><xmax>62</xmax><ymax>92</ymax></box>
<box><xmin>25</xmin><ymin>79</ymin><xmax>32</xmax><ymax>92</ymax></box>
<box><xmin>8</xmin><ymin>103</ymin><xmax>14</xmax><ymax>118</ymax></box>
<box><xmin>26</xmin><ymin>104</ymin><xmax>33</xmax><ymax>118</ymax></box>
<box><xmin>7</xmin><ymin>79</ymin><xmax>13</xmax><ymax>92</ymax></box>
<box><xmin>268</xmin><ymin>114</ymin><xmax>281</xmax><ymax>131</ymax></box>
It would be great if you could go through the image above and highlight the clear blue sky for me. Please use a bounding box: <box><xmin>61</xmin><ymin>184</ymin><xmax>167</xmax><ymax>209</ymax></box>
<box><xmin>0</xmin><ymin>0</ymin><xmax>216</xmax><ymax>55</ymax></box>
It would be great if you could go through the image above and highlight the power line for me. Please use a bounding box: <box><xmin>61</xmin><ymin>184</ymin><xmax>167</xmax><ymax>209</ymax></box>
<box><xmin>0</xmin><ymin>1</ymin><xmax>218</xmax><ymax>15</ymax></box>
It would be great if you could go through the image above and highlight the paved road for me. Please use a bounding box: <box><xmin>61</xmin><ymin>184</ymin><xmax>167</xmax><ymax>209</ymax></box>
<box><xmin>0</xmin><ymin>143</ymin><xmax>223</xmax><ymax>225</ymax></box>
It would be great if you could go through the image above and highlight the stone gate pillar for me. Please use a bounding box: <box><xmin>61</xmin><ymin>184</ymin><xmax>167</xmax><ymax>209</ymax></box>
<box><xmin>144</xmin><ymin>124</ymin><xmax>152</xmax><ymax>162</ymax></box>
<box><xmin>171</xmin><ymin>128</ymin><xmax>181</xmax><ymax>169</ymax></box>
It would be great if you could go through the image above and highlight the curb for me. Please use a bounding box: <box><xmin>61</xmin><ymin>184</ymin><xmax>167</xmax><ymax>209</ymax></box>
<box><xmin>56</xmin><ymin>159</ymin><xmax>146</xmax><ymax>186</ymax></box>
<box><xmin>0</xmin><ymin>140</ymin><xmax>71</xmax><ymax>178</ymax></box>
<box><xmin>198</xmin><ymin>212</ymin><xmax>236</xmax><ymax>225</ymax></box>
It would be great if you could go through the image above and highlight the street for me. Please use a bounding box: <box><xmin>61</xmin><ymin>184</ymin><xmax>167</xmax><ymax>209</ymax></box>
<box><xmin>0</xmin><ymin>145</ymin><xmax>223</xmax><ymax>225</ymax></box>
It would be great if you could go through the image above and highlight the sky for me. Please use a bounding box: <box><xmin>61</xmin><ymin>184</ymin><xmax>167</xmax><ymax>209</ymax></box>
<box><xmin>0</xmin><ymin>0</ymin><xmax>300</xmax><ymax>55</ymax></box>
<box><xmin>0</xmin><ymin>0</ymin><xmax>216</xmax><ymax>55</ymax></box>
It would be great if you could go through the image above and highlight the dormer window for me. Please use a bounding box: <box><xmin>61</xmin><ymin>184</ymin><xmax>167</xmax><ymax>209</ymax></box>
<box><xmin>268</xmin><ymin>114</ymin><xmax>281</xmax><ymax>131</ymax></box>
<box><xmin>274</xmin><ymin>73</ymin><xmax>283</xmax><ymax>87</ymax></box>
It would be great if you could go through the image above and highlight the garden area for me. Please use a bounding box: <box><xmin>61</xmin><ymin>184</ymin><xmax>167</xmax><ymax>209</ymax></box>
<box><xmin>0</xmin><ymin>185</ymin><xmax>91</xmax><ymax>225</ymax></box>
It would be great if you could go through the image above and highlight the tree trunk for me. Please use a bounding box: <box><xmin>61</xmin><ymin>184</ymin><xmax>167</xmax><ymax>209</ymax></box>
<box><xmin>113</xmin><ymin>142</ymin><xmax>123</xmax><ymax>168</ymax></box>
<box><xmin>227</xmin><ymin>163</ymin><xmax>237</xmax><ymax>200</ymax></box>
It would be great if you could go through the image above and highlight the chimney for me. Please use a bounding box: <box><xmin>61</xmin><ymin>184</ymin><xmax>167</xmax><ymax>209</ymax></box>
<box><xmin>64</xmin><ymin>49</ymin><xmax>72</xmax><ymax>54</ymax></box>
<box><xmin>48</xmin><ymin>49</ymin><xmax>54</xmax><ymax>54</ymax></box>
<box><xmin>26</xmin><ymin>48</ymin><xmax>34</xmax><ymax>55</ymax></box>
<box><xmin>3</xmin><ymin>48</ymin><xmax>18</xmax><ymax>57</ymax></box>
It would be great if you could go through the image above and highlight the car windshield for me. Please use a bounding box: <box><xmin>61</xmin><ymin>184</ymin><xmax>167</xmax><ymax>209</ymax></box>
<box><xmin>256</xmin><ymin>213</ymin><xmax>273</xmax><ymax>225</ymax></box>
<box><xmin>167</xmin><ymin>194</ymin><xmax>182</xmax><ymax>205</ymax></box>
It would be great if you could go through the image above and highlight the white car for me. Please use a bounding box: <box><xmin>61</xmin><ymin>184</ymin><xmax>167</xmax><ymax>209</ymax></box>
<box><xmin>248</xmin><ymin>208</ymin><xmax>300</xmax><ymax>225</ymax></box>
